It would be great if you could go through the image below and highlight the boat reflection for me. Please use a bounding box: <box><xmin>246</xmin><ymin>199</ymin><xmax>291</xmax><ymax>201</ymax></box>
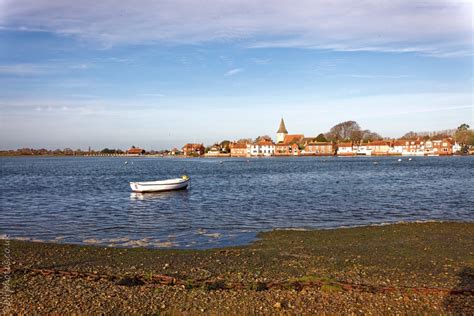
<box><xmin>130</xmin><ymin>190</ymin><xmax>189</xmax><ymax>200</ymax></box>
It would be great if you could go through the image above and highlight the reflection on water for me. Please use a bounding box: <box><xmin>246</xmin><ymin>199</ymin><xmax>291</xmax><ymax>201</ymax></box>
<box><xmin>0</xmin><ymin>156</ymin><xmax>473</xmax><ymax>249</ymax></box>
<box><xmin>130</xmin><ymin>190</ymin><xmax>190</xmax><ymax>201</ymax></box>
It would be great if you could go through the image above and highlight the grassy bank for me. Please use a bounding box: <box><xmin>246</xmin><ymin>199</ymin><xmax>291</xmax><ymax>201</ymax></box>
<box><xmin>2</xmin><ymin>222</ymin><xmax>473</xmax><ymax>314</ymax></box>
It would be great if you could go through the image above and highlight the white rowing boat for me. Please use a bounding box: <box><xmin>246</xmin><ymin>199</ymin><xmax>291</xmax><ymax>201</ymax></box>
<box><xmin>130</xmin><ymin>175</ymin><xmax>190</xmax><ymax>193</ymax></box>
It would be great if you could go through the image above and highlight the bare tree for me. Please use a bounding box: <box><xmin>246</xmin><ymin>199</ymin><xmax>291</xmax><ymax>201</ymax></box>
<box><xmin>326</xmin><ymin>121</ymin><xmax>361</xmax><ymax>141</ymax></box>
<box><xmin>236</xmin><ymin>138</ymin><xmax>252</xmax><ymax>144</ymax></box>
<box><xmin>326</xmin><ymin>121</ymin><xmax>383</xmax><ymax>143</ymax></box>
<box><xmin>254</xmin><ymin>135</ymin><xmax>273</xmax><ymax>143</ymax></box>
<box><xmin>401</xmin><ymin>131</ymin><xmax>418</xmax><ymax>140</ymax></box>
<box><xmin>350</xmin><ymin>130</ymin><xmax>363</xmax><ymax>144</ymax></box>
<box><xmin>362</xmin><ymin>130</ymin><xmax>382</xmax><ymax>142</ymax></box>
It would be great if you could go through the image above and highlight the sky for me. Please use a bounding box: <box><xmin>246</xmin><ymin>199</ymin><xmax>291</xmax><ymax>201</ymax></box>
<box><xmin>0</xmin><ymin>0</ymin><xmax>472</xmax><ymax>150</ymax></box>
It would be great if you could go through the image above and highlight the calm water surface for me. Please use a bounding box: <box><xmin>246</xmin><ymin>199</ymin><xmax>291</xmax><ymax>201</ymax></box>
<box><xmin>1</xmin><ymin>156</ymin><xmax>473</xmax><ymax>248</ymax></box>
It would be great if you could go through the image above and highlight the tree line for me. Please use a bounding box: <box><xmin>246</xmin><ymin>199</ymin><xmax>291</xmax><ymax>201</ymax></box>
<box><xmin>2</xmin><ymin>122</ymin><xmax>473</xmax><ymax>156</ymax></box>
<box><xmin>178</xmin><ymin>121</ymin><xmax>474</xmax><ymax>154</ymax></box>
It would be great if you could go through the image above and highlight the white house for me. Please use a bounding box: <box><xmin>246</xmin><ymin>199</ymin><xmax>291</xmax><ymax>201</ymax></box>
<box><xmin>401</xmin><ymin>140</ymin><xmax>425</xmax><ymax>156</ymax></box>
<box><xmin>389</xmin><ymin>140</ymin><xmax>405</xmax><ymax>155</ymax></box>
<box><xmin>337</xmin><ymin>142</ymin><xmax>354</xmax><ymax>156</ymax></box>
<box><xmin>354</xmin><ymin>144</ymin><xmax>372</xmax><ymax>156</ymax></box>
<box><xmin>250</xmin><ymin>140</ymin><xmax>275</xmax><ymax>157</ymax></box>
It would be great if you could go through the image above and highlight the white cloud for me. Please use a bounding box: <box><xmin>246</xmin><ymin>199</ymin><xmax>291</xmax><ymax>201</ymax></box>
<box><xmin>225</xmin><ymin>68</ymin><xmax>242</xmax><ymax>76</ymax></box>
<box><xmin>1</xmin><ymin>0</ymin><xmax>472</xmax><ymax>56</ymax></box>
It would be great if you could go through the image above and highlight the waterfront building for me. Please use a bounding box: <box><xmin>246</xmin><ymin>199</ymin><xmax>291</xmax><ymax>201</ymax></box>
<box><xmin>354</xmin><ymin>143</ymin><xmax>372</xmax><ymax>156</ymax></box>
<box><xmin>337</xmin><ymin>142</ymin><xmax>355</xmax><ymax>156</ymax></box>
<box><xmin>425</xmin><ymin>139</ymin><xmax>454</xmax><ymax>155</ymax></box>
<box><xmin>304</xmin><ymin>142</ymin><xmax>334</xmax><ymax>156</ymax></box>
<box><xmin>275</xmin><ymin>134</ymin><xmax>304</xmax><ymax>156</ymax></box>
<box><xmin>401</xmin><ymin>140</ymin><xmax>425</xmax><ymax>156</ymax></box>
<box><xmin>275</xmin><ymin>143</ymin><xmax>290</xmax><ymax>156</ymax></box>
<box><xmin>205</xmin><ymin>145</ymin><xmax>223</xmax><ymax>157</ymax></box>
<box><xmin>250</xmin><ymin>140</ymin><xmax>275</xmax><ymax>157</ymax></box>
<box><xmin>182</xmin><ymin>143</ymin><xmax>205</xmax><ymax>156</ymax></box>
<box><xmin>127</xmin><ymin>147</ymin><xmax>145</xmax><ymax>155</ymax></box>
<box><xmin>290</xmin><ymin>143</ymin><xmax>300</xmax><ymax>156</ymax></box>
<box><xmin>230</xmin><ymin>143</ymin><xmax>249</xmax><ymax>157</ymax></box>
<box><xmin>367</xmin><ymin>140</ymin><xmax>391</xmax><ymax>155</ymax></box>
<box><xmin>390</xmin><ymin>140</ymin><xmax>405</xmax><ymax>155</ymax></box>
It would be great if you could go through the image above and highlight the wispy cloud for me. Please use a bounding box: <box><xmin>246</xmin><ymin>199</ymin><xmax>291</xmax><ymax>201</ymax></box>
<box><xmin>137</xmin><ymin>93</ymin><xmax>165</xmax><ymax>98</ymax></box>
<box><xmin>225</xmin><ymin>68</ymin><xmax>242</xmax><ymax>77</ymax></box>
<box><xmin>0</xmin><ymin>62</ymin><xmax>93</xmax><ymax>76</ymax></box>
<box><xmin>1</xmin><ymin>0</ymin><xmax>471</xmax><ymax>56</ymax></box>
<box><xmin>338</xmin><ymin>74</ymin><xmax>411</xmax><ymax>79</ymax></box>
<box><xmin>357</xmin><ymin>105</ymin><xmax>474</xmax><ymax>119</ymax></box>
<box><xmin>0</xmin><ymin>64</ymin><xmax>50</xmax><ymax>75</ymax></box>
<box><xmin>250</xmin><ymin>58</ymin><xmax>271</xmax><ymax>65</ymax></box>
<box><xmin>66</xmin><ymin>94</ymin><xmax>99</xmax><ymax>99</ymax></box>
<box><xmin>69</xmin><ymin>63</ymin><xmax>91</xmax><ymax>70</ymax></box>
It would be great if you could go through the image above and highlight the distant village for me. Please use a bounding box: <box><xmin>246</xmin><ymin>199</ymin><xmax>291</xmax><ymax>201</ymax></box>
<box><xmin>176</xmin><ymin>119</ymin><xmax>472</xmax><ymax>157</ymax></box>
<box><xmin>2</xmin><ymin>119</ymin><xmax>473</xmax><ymax>157</ymax></box>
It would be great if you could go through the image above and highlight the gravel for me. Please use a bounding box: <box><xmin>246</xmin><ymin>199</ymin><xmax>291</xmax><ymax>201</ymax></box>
<box><xmin>2</xmin><ymin>222</ymin><xmax>473</xmax><ymax>314</ymax></box>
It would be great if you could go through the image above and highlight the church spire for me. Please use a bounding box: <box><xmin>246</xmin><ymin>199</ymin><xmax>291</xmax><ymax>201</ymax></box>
<box><xmin>277</xmin><ymin>118</ymin><xmax>288</xmax><ymax>134</ymax></box>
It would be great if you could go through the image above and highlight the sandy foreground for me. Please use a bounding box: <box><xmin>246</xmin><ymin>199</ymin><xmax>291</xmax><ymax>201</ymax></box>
<box><xmin>1</xmin><ymin>222</ymin><xmax>473</xmax><ymax>314</ymax></box>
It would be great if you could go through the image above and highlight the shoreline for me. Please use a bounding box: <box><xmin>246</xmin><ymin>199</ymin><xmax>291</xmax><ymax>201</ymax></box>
<box><xmin>2</xmin><ymin>219</ymin><xmax>473</xmax><ymax>250</ymax></box>
<box><xmin>1</xmin><ymin>153</ymin><xmax>472</xmax><ymax>158</ymax></box>
<box><xmin>3</xmin><ymin>222</ymin><xmax>473</xmax><ymax>313</ymax></box>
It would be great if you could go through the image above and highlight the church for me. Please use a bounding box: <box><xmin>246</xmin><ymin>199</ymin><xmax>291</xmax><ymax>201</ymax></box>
<box><xmin>275</xmin><ymin>118</ymin><xmax>305</xmax><ymax>155</ymax></box>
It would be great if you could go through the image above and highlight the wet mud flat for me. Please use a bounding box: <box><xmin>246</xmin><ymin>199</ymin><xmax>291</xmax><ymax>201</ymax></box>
<box><xmin>2</xmin><ymin>222</ymin><xmax>473</xmax><ymax>314</ymax></box>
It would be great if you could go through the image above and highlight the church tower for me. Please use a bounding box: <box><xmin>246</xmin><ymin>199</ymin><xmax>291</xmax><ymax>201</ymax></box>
<box><xmin>276</xmin><ymin>118</ymin><xmax>288</xmax><ymax>143</ymax></box>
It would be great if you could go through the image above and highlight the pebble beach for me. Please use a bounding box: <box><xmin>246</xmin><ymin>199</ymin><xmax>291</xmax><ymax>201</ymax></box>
<box><xmin>2</xmin><ymin>222</ymin><xmax>473</xmax><ymax>314</ymax></box>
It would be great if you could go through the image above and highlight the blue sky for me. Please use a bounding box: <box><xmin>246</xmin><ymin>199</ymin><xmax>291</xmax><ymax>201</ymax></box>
<box><xmin>0</xmin><ymin>0</ymin><xmax>472</xmax><ymax>150</ymax></box>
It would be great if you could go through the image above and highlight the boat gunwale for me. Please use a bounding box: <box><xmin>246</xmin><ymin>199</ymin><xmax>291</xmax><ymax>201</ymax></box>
<box><xmin>130</xmin><ymin>178</ymin><xmax>190</xmax><ymax>187</ymax></box>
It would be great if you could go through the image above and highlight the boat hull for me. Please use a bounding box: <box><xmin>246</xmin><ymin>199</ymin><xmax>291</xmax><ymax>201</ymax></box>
<box><xmin>130</xmin><ymin>178</ymin><xmax>189</xmax><ymax>193</ymax></box>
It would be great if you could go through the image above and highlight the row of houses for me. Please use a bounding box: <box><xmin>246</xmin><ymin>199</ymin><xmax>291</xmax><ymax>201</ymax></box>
<box><xmin>181</xmin><ymin>119</ymin><xmax>460</xmax><ymax>157</ymax></box>
<box><xmin>332</xmin><ymin>139</ymin><xmax>458</xmax><ymax>156</ymax></box>
<box><xmin>224</xmin><ymin>139</ymin><xmax>456</xmax><ymax>157</ymax></box>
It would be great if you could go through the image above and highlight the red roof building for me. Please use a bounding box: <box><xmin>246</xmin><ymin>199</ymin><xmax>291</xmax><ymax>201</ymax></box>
<box><xmin>182</xmin><ymin>143</ymin><xmax>205</xmax><ymax>156</ymax></box>
<box><xmin>425</xmin><ymin>138</ymin><xmax>454</xmax><ymax>155</ymax></box>
<box><xmin>127</xmin><ymin>147</ymin><xmax>145</xmax><ymax>155</ymax></box>
<box><xmin>230</xmin><ymin>142</ymin><xmax>249</xmax><ymax>157</ymax></box>
<box><xmin>275</xmin><ymin>134</ymin><xmax>304</xmax><ymax>156</ymax></box>
<box><xmin>283</xmin><ymin>134</ymin><xmax>304</xmax><ymax>145</ymax></box>
<box><xmin>367</xmin><ymin>141</ymin><xmax>391</xmax><ymax>155</ymax></box>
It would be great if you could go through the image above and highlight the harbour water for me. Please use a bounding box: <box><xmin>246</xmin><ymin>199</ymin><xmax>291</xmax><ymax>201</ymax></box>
<box><xmin>1</xmin><ymin>156</ymin><xmax>473</xmax><ymax>248</ymax></box>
